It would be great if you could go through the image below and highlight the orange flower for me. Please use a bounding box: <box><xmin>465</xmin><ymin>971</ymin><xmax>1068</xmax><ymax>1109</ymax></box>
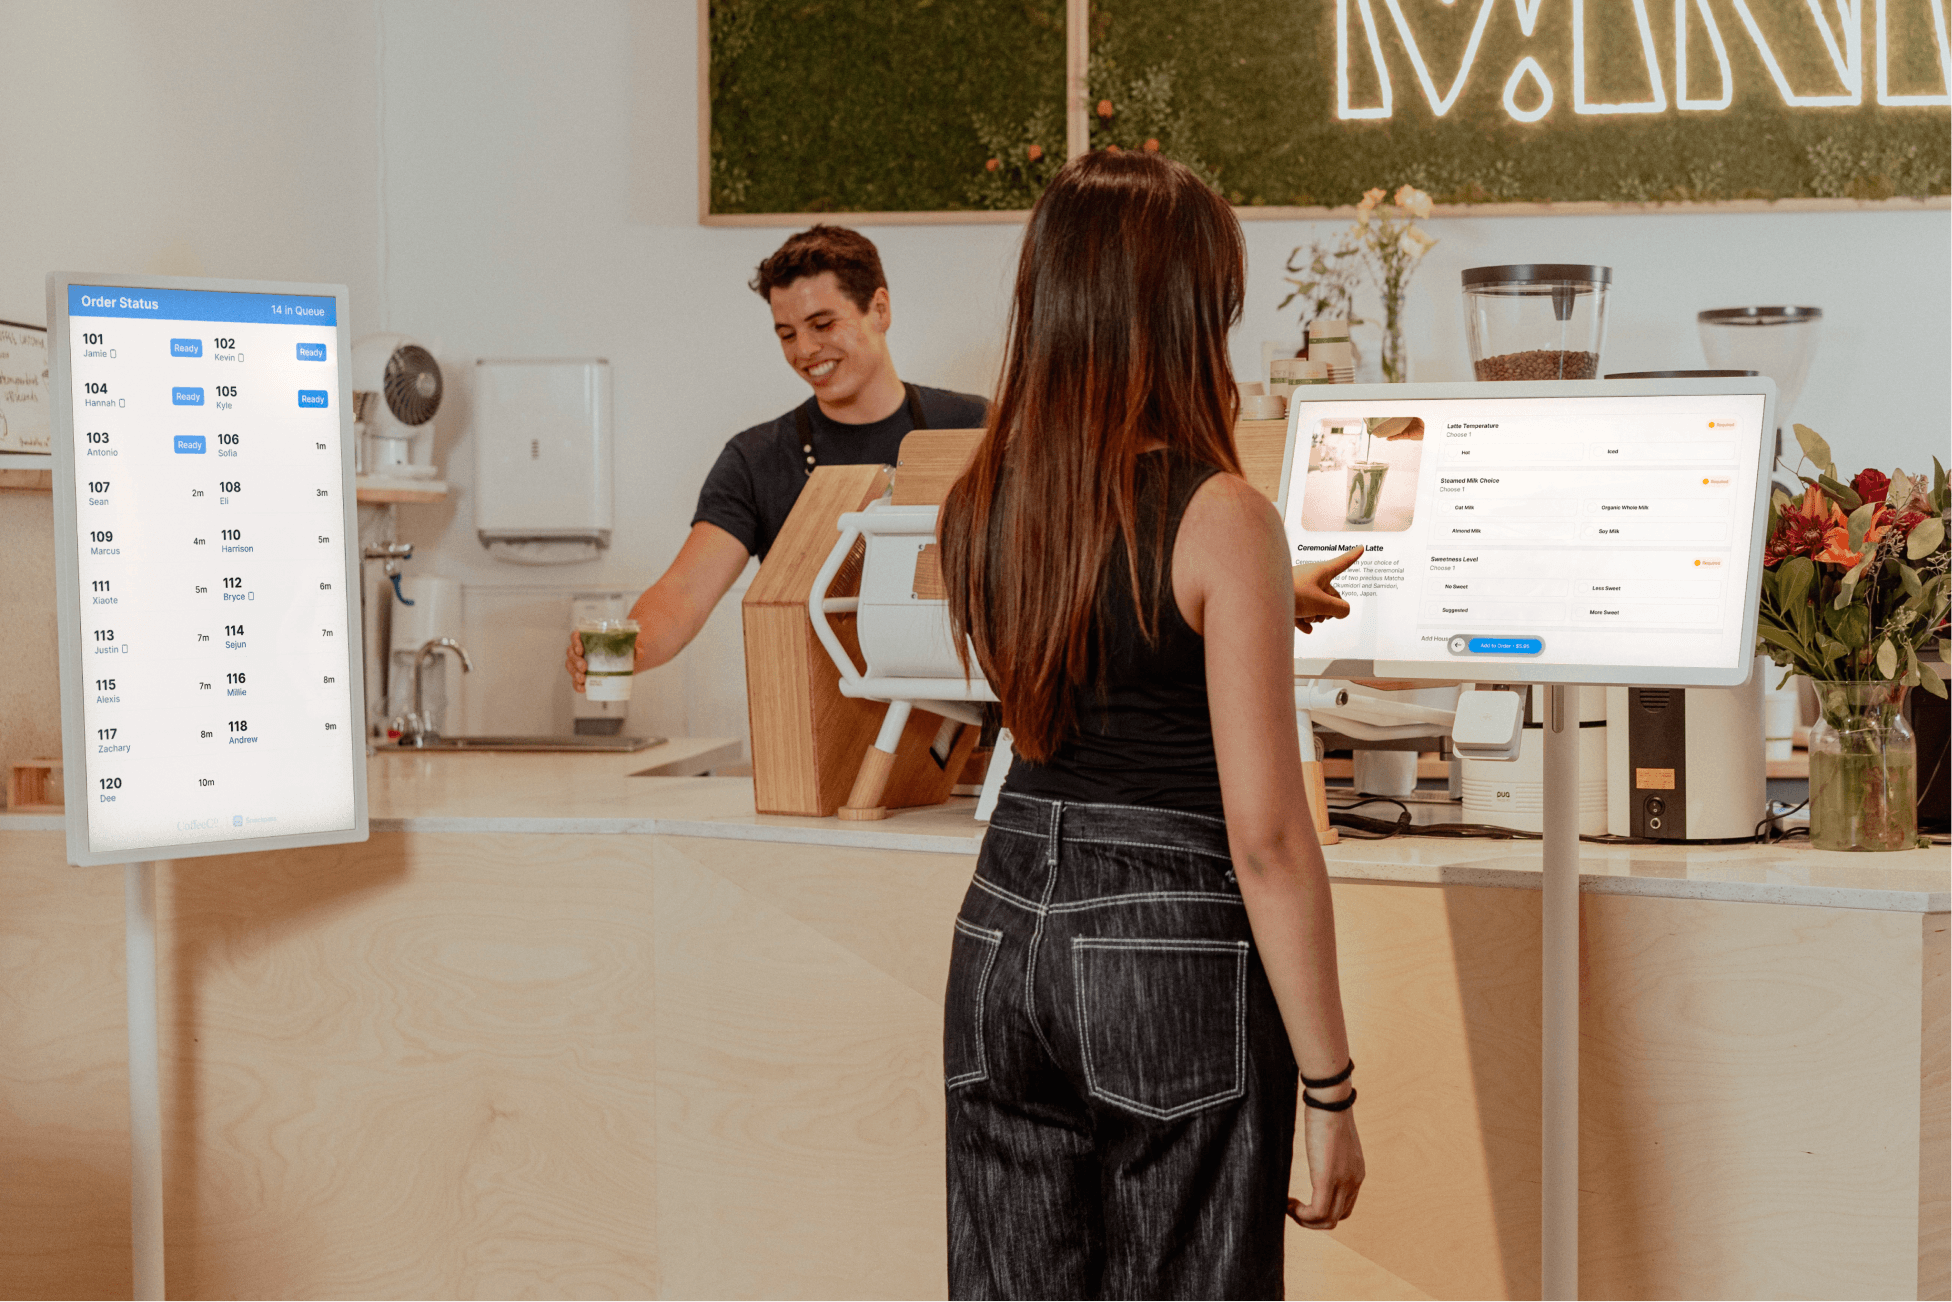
<box><xmin>1815</xmin><ymin>505</ymin><xmax>1890</xmax><ymax>569</ymax></box>
<box><xmin>1097</xmin><ymin>99</ymin><xmax>1114</xmax><ymax>118</ymax></box>
<box><xmin>986</xmin><ymin>158</ymin><xmax>1000</xmax><ymax>172</ymax></box>
<box><xmin>1143</xmin><ymin>137</ymin><xmax>1160</xmax><ymax>152</ymax></box>
<box><xmin>1027</xmin><ymin>144</ymin><xmax>1043</xmax><ymax>161</ymax></box>
<box><xmin>1106</xmin><ymin>143</ymin><xmax>1120</xmax><ymax>152</ymax></box>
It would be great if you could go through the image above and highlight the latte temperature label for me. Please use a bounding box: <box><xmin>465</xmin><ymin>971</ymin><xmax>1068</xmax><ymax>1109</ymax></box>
<box><xmin>66</xmin><ymin>286</ymin><xmax>357</xmax><ymax>855</ymax></box>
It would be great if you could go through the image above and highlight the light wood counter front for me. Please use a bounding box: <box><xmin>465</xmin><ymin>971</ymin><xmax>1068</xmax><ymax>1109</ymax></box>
<box><xmin>1</xmin><ymin>752</ymin><xmax>1944</xmax><ymax>1299</ymax></box>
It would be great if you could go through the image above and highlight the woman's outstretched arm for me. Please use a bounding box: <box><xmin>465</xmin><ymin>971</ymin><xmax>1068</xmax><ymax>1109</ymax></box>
<box><xmin>1175</xmin><ymin>472</ymin><xmax>1365</xmax><ymax>1231</ymax></box>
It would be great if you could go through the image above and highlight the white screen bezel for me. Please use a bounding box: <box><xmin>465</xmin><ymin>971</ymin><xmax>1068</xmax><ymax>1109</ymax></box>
<box><xmin>1273</xmin><ymin>377</ymin><xmax>1778</xmax><ymax>688</ymax></box>
<box><xmin>48</xmin><ymin>270</ymin><xmax>369</xmax><ymax>868</ymax></box>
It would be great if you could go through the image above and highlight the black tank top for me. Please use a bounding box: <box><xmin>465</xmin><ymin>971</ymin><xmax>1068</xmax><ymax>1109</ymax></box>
<box><xmin>1002</xmin><ymin>452</ymin><xmax>1226</xmax><ymax>818</ymax></box>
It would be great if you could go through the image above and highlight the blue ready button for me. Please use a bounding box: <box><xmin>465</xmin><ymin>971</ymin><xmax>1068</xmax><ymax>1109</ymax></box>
<box><xmin>1464</xmin><ymin>636</ymin><xmax>1544</xmax><ymax>656</ymax></box>
<box><xmin>296</xmin><ymin>341</ymin><xmax>327</xmax><ymax>362</ymax></box>
<box><xmin>174</xmin><ymin>435</ymin><xmax>206</xmax><ymax>454</ymax></box>
<box><xmin>170</xmin><ymin>338</ymin><xmax>202</xmax><ymax>358</ymax></box>
<box><xmin>297</xmin><ymin>389</ymin><xmax>329</xmax><ymax>408</ymax></box>
<box><xmin>172</xmin><ymin>386</ymin><xmax>204</xmax><ymax>406</ymax></box>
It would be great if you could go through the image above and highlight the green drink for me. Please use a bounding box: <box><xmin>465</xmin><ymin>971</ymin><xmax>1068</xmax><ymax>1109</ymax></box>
<box><xmin>1345</xmin><ymin>461</ymin><xmax>1389</xmax><ymax>525</ymax></box>
<box><xmin>578</xmin><ymin>619</ymin><xmax>640</xmax><ymax>701</ymax></box>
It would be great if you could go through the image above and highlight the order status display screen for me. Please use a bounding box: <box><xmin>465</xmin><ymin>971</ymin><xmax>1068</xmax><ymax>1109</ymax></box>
<box><xmin>55</xmin><ymin>280</ymin><xmax>361</xmax><ymax>859</ymax></box>
<box><xmin>1283</xmin><ymin>388</ymin><xmax>1771</xmax><ymax>681</ymax></box>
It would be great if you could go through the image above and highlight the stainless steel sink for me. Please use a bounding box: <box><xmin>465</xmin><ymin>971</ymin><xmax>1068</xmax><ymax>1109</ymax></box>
<box><xmin>394</xmin><ymin>734</ymin><xmax>667</xmax><ymax>753</ymax></box>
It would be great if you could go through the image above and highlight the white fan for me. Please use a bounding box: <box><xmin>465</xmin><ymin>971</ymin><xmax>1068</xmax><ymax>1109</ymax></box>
<box><xmin>352</xmin><ymin>334</ymin><xmax>443</xmax><ymax>473</ymax></box>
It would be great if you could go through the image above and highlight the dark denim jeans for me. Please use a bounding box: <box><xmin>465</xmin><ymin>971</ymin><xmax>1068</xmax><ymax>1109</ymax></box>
<box><xmin>945</xmin><ymin>793</ymin><xmax>1299</xmax><ymax>1300</ymax></box>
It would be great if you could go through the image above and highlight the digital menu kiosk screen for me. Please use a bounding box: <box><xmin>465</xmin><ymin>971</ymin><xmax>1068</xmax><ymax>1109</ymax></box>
<box><xmin>1283</xmin><ymin>386</ymin><xmax>1772</xmax><ymax>684</ymax></box>
<box><xmin>55</xmin><ymin>280</ymin><xmax>362</xmax><ymax>859</ymax></box>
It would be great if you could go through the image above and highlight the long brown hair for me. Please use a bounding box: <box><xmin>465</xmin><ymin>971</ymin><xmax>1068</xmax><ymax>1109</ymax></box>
<box><xmin>940</xmin><ymin>151</ymin><xmax>1245</xmax><ymax>762</ymax></box>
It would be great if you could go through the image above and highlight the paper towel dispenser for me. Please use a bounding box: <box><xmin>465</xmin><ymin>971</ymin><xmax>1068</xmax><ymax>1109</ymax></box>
<box><xmin>475</xmin><ymin>358</ymin><xmax>613</xmax><ymax>565</ymax></box>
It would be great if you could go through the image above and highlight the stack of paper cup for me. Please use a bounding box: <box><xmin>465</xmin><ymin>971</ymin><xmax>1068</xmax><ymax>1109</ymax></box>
<box><xmin>1270</xmin><ymin>357</ymin><xmax>1331</xmax><ymax>405</ymax></box>
<box><xmin>1307</xmin><ymin>319</ymin><xmax>1356</xmax><ymax>383</ymax></box>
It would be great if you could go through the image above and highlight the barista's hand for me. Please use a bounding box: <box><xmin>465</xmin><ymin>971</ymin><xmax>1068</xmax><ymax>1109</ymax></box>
<box><xmin>1287</xmin><ymin>1091</ymin><xmax>1365</xmax><ymax>1230</ymax></box>
<box><xmin>1293</xmin><ymin>546</ymin><xmax>1364</xmax><ymax>633</ymax></box>
<box><xmin>1374</xmin><ymin>416</ymin><xmax>1424</xmax><ymax>441</ymax></box>
<box><xmin>565</xmin><ymin>631</ymin><xmax>589</xmax><ymax>693</ymax></box>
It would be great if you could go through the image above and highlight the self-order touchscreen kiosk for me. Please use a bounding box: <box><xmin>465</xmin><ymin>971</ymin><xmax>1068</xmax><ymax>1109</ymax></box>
<box><xmin>1277</xmin><ymin>378</ymin><xmax>1777</xmax><ymax>687</ymax></box>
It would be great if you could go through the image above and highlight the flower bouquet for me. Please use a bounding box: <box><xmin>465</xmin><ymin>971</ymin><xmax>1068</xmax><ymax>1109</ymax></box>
<box><xmin>1351</xmin><ymin>186</ymin><xmax>1437</xmax><ymax>384</ymax></box>
<box><xmin>1755</xmin><ymin>425</ymin><xmax>1949</xmax><ymax>849</ymax></box>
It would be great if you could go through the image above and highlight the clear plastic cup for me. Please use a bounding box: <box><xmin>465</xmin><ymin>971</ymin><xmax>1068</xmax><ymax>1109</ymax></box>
<box><xmin>1345</xmin><ymin>462</ymin><xmax>1389</xmax><ymax>524</ymax></box>
<box><xmin>578</xmin><ymin>618</ymin><xmax>640</xmax><ymax>701</ymax></box>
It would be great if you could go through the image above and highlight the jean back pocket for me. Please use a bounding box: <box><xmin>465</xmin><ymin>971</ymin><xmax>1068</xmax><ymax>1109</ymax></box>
<box><xmin>1072</xmin><ymin>937</ymin><xmax>1248</xmax><ymax>1121</ymax></box>
<box><xmin>945</xmin><ymin>917</ymin><xmax>1003</xmax><ymax>1090</ymax></box>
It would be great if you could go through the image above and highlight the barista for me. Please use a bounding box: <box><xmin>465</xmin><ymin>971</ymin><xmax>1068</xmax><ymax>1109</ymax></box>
<box><xmin>566</xmin><ymin>225</ymin><xmax>1366</xmax><ymax>691</ymax></box>
<box><xmin>567</xmin><ymin>225</ymin><xmax>987</xmax><ymax>688</ymax></box>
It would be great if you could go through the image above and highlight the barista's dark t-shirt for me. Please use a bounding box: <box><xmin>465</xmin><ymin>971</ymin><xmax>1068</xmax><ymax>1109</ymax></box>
<box><xmin>692</xmin><ymin>384</ymin><xmax>987</xmax><ymax>559</ymax></box>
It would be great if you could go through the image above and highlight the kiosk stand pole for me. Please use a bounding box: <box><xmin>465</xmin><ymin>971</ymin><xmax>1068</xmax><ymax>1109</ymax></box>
<box><xmin>1541</xmin><ymin>686</ymin><xmax>1579</xmax><ymax>1300</ymax></box>
<box><xmin>124</xmin><ymin>862</ymin><xmax>165</xmax><ymax>1301</ymax></box>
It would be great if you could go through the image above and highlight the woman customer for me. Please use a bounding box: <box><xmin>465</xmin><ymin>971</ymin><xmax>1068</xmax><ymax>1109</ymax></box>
<box><xmin>937</xmin><ymin>149</ymin><xmax>1365</xmax><ymax>1298</ymax></box>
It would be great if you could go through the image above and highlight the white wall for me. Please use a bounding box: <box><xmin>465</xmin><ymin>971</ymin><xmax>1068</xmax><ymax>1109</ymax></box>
<box><xmin>0</xmin><ymin>0</ymin><xmax>381</xmax><ymax>779</ymax></box>
<box><xmin>2</xmin><ymin>0</ymin><xmax>1946</xmax><ymax>768</ymax></box>
<box><xmin>375</xmin><ymin>0</ymin><xmax>1947</xmax><ymax>748</ymax></box>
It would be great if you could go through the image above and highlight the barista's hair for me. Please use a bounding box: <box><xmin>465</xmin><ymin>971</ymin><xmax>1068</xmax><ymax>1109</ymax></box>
<box><xmin>749</xmin><ymin>225</ymin><xmax>887</xmax><ymax>313</ymax></box>
<box><xmin>939</xmin><ymin>151</ymin><xmax>1244</xmax><ymax>763</ymax></box>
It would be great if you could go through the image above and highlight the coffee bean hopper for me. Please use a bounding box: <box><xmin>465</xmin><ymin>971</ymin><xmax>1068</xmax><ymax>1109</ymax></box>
<box><xmin>1696</xmin><ymin>306</ymin><xmax>1822</xmax><ymax>472</ymax></box>
<box><xmin>1463</xmin><ymin>264</ymin><xmax>1613</xmax><ymax>381</ymax></box>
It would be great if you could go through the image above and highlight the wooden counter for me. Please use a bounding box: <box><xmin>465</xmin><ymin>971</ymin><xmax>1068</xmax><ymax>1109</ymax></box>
<box><xmin>2</xmin><ymin>752</ymin><xmax>1945</xmax><ymax>1299</ymax></box>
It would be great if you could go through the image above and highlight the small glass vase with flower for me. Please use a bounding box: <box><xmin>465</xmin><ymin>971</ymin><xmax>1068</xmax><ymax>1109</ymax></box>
<box><xmin>1755</xmin><ymin>426</ymin><xmax>1949</xmax><ymax>850</ymax></box>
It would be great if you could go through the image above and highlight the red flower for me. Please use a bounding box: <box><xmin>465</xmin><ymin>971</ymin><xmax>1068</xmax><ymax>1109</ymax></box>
<box><xmin>1897</xmin><ymin>509</ymin><xmax>1929</xmax><ymax>536</ymax></box>
<box><xmin>985</xmin><ymin>158</ymin><xmax>1000</xmax><ymax>172</ymax></box>
<box><xmin>1097</xmin><ymin>99</ymin><xmax>1114</xmax><ymax>118</ymax></box>
<box><xmin>1851</xmin><ymin>468</ymin><xmax>1891</xmax><ymax>503</ymax></box>
<box><xmin>1027</xmin><ymin>144</ymin><xmax>1043</xmax><ymax>161</ymax></box>
<box><xmin>1764</xmin><ymin>504</ymin><xmax>1836</xmax><ymax>565</ymax></box>
<box><xmin>1143</xmin><ymin>137</ymin><xmax>1160</xmax><ymax>152</ymax></box>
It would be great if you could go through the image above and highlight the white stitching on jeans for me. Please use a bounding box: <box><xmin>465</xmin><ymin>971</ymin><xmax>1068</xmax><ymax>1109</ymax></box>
<box><xmin>1062</xmin><ymin>836</ymin><xmax>1233</xmax><ymax>863</ymax></box>
<box><xmin>1021</xmin><ymin>802</ymin><xmax>1062</xmax><ymax>1062</ymax></box>
<box><xmin>996</xmin><ymin>792</ymin><xmax>1229</xmax><ymax>825</ymax></box>
<box><xmin>970</xmin><ymin>874</ymin><xmax>1042</xmax><ymax>913</ymax></box>
<box><xmin>947</xmin><ymin>918</ymin><xmax>1004</xmax><ymax>1090</ymax></box>
<box><xmin>1070</xmin><ymin>938</ymin><xmax>1251</xmax><ymax>1122</ymax></box>
<box><xmin>1048</xmin><ymin>890</ymin><xmax>1244</xmax><ymax>914</ymax></box>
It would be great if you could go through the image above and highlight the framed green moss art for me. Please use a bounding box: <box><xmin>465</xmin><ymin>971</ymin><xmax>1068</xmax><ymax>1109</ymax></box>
<box><xmin>700</xmin><ymin>0</ymin><xmax>1951</xmax><ymax>222</ymax></box>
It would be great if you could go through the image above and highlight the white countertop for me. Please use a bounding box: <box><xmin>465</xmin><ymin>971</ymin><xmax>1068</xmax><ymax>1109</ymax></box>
<box><xmin>6</xmin><ymin>744</ymin><xmax>1945</xmax><ymax>912</ymax></box>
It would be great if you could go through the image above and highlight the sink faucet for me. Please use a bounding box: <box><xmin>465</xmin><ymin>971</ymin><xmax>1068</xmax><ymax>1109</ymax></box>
<box><xmin>405</xmin><ymin>638</ymin><xmax>473</xmax><ymax>746</ymax></box>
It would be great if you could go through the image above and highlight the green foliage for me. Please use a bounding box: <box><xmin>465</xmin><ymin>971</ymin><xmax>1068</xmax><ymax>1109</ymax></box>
<box><xmin>708</xmin><ymin>0</ymin><xmax>1065</xmax><ymax>214</ymax></box>
<box><xmin>709</xmin><ymin>0</ymin><xmax>1950</xmax><ymax>213</ymax></box>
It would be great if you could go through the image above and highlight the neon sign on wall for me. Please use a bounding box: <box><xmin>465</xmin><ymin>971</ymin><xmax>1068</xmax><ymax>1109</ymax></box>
<box><xmin>1336</xmin><ymin>0</ymin><xmax>1952</xmax><ymax>121</ymax></box>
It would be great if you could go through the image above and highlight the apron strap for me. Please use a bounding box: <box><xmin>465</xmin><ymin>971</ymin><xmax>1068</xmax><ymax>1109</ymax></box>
<box><xmin>794</xmin><ymin>384</ymin><xmax>927</xmax><ymax>475</ymax></box>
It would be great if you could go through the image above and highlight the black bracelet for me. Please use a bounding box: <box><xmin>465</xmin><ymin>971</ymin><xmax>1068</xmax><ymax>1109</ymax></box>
<box><xmin>1301</xmin><ymin>1058</ymin><xmax>1354</xmax><ymax>1090</ymax></box>
<box><xmin>1304</xmin><ymin>1087</ymin><xmax>1357</xmax><ymax>1112</ymax></box>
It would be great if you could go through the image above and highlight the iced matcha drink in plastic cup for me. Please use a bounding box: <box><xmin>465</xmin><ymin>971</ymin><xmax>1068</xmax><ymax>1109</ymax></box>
<box><xmin>578</xmin><ymin>618</ymin><xmax>640</xmax><ymax>701</ymax></box>
<box><xmin>1345</xmin><ymin>461</ymin><xmax>1389</xmax><ymax>524</ymax></box>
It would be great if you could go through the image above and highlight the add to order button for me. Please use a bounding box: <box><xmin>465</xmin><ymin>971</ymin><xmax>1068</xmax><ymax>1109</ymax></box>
<box><xmin>174</xmin><ymin>435</ymin><xmax>206</xmax><ymax>454</ymax></box>
<box><xmin>1449</xmin><ymin>635</ymin><xmax>1545</xmax><ymax>655</ymax></box>
<box><xmin>296</xmin><ymin>389</ymin><xmax>329</xmax><ymax>408</ymax></box>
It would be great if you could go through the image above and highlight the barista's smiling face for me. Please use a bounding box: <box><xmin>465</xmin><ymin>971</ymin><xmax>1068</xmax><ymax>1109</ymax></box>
<box><xmin>770</xmin><ymin>272</ymin><xmax>894</xmax><ymax>414</ymax></box>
